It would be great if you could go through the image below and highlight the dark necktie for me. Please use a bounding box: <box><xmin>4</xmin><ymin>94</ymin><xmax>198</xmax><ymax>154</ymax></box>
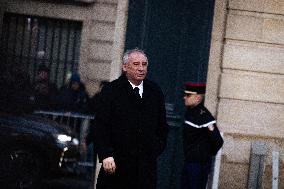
<box><xmin>133</xmin><ymin>87</ymin><xmax>141</xmax><ymax>99</ymax></box>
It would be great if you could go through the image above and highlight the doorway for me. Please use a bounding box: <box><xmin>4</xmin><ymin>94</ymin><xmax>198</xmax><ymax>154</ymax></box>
<box><xmin>125</xmin><ymin>0</ymin><xmax>215</xmax><ymax>116</ymax></box>
<box><xmin>125</xmin><ymin>1</ymin><xmax>216</xmax><ymax>189</ymax></box>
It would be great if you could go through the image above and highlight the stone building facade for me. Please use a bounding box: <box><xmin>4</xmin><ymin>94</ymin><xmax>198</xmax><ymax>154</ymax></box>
<box><xmin>208</xmin><ymin>0</ymin><xmax>284</xmax><ymax>188</ymax></box>
<box><xmin>0</xmin><ymin>0</ymin><xmax>283</xmax><ymax>188</ymax></box>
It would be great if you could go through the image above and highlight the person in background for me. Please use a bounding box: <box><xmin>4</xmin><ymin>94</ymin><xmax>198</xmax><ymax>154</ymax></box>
<box><xmin>33</xmin><ymin>64</ymin><xmax>58</xmax><ymax>110</ymax></box>
<box><xmin>86</xmin><ymin>80</ymin><xmax>110</xmax><ymax>152</ymax></box>
<box><xmin>181</xmin><ymin>82</ymin><xmax>223</xmax><ymax>189</ymax></box>
<box><xmin>87</xmin><ymin>80</ymin><xmax>109</xmax><ymax>114</ymax></box>
<box><xmin>94</xmin><ymin>48</ymin><xmax>168</xmax><ymax>189</ymax></box>
<box><xmin>0</xmin><ymin>64</ymin><xmax>34</xmax><ymax>114</ymax></box>
<box><xmin>84</xmin><ymin>80</ymin><xmax>109</xmax><ymax>181</ymax></box>
<box><xmin>56</xmin><ymin>72</ymin><xmax>89</xmax><ymax>113</ymax></box>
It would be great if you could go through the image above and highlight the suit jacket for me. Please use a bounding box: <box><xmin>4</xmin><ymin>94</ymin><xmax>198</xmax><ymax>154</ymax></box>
<box><xmin>94</xmin><ymin>74</ymin><xmax>168</xmax><ymax>189</ymax></box>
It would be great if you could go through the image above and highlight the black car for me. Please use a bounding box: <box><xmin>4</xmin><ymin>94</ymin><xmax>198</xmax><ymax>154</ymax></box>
<box><xmin>0</xmin><ymin>113</ymin><xmax>80</xmax><ymax>189</ymax></box>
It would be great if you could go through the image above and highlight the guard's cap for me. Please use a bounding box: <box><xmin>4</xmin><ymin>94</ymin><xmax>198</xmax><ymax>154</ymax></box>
<box><xmin>184</xmin><ymin>82</ymin><xmax>206</xmax><ymax>95</ymax></box>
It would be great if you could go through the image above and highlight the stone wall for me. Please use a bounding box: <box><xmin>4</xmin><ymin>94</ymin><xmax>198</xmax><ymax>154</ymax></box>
<box><xmin>207</xmin><ymin>0</ymin><xmax>284</xmax><ymax>188</ymax></box>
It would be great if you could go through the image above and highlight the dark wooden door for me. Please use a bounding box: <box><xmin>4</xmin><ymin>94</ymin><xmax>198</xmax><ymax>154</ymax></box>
<box><xmin>125</xmin><ymin>2</ymin><xmax>215</xmax><ymax>188</ymax></box>
<box><xmin>125</xmin><ymin>0</ymin><xmax>215</xmax><ymax>116</ymax></box>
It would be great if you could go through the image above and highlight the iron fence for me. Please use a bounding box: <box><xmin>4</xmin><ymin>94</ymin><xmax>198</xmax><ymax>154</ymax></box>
<box><xmin>0</xmin><ymin>12</ymin><xmax>82</xmax><ymax>88</ymax></box>
<box><xmin>34</xmin><ymin>110</ymin><xmax>96</xmax><ymax>188</ymax></box>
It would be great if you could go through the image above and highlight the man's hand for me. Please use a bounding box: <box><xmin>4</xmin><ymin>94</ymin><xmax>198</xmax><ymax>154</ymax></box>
<box><xmin>102</xmin><ymin>157</ymin><xmax>116</xmax><ymax>174</ymax></box>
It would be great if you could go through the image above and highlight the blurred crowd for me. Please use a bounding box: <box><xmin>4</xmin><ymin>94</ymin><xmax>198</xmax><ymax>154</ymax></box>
<box><xmin>0</xmin><ymin>63</ymin><xmax>104</xmax><ymax>115</ymax></box>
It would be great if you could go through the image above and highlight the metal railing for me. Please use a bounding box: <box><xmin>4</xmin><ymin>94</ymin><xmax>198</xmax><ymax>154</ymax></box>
<box><xmin>34</xmin><ymin>110</ymin><xmax>225</xmax><ymax>189</ymax></box>
<box><xmin>34</xmin><ymin>110</ymin><xmax>95</xmax><ymax>166</ymax></box>
<box><xmin>35</xmin><ymin>110</ymin><xmax>94</xmax><ymax>139</ymax></box>
<box><xmin>247</xmin><ymin>141</ymin><xmax>281</xmax><ymax>189</ymax></box>
<box><xmin>34</xmin><ymin>110</ymin><xmax>101</xmax><ymax>188</ymax></box>
<box><xmin>207</xmin><ymin>133</ymin><xmax>223</xmax><ymax>189</ymax></box>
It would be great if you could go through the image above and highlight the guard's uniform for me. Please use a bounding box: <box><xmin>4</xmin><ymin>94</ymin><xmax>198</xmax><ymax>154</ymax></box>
<box><xmin>181</xmin><ymin>82</ymin><xmax>223</xmax><ymax>189</ymax></box>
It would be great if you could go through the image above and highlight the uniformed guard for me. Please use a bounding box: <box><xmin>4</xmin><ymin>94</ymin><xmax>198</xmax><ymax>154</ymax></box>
<box><xmin>181</xmin><ymin>82</ymin><xmax>223</xmax><ymax>189</ymax></box>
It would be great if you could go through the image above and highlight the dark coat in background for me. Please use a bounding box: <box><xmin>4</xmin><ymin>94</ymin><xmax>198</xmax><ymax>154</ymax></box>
<box><xmin>56</xmin><ymin>83</ymin><xmax>89</xmax><ymax>113</ymax></box>
<box><xmin>0</xmin><ymin>65</ymin><xmax>34</xmax><ymax>114</ymax></box>
<box><xmin>85</xmin><ymin>89</ymin><xmax>105</xmax><ymax>164</ymax></box>
<box><xmin>183</xmin><ymin>103</ymin><xmax>223</xmax><ymax>163</ymax></box>
<box><xmin>33</xmin><ymin>79</ymin><xmax>58</xmax><ymax>110</ymax></box>
<box><xmin>94</xmin><ymin>74</ymin><xmax>168</xmax><ymax>189</ymax></box>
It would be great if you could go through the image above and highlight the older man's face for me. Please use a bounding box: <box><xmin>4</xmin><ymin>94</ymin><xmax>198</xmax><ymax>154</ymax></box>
<box><xmin>123</xmin><ymin>52</ymin><xmax>148</xmax><ymax>86</ymax></box>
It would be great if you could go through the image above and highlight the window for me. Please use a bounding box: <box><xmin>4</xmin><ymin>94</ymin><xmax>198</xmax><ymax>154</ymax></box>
<box><xmin>0</xmin><ymin>13</ymin><xmax>82</xmax><ymax>88</ymax></box>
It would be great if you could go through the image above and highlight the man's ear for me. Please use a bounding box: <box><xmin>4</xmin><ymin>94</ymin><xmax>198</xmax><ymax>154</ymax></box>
<box><xmin>122</xmin><ymin>64</ymin><xmax>127</xmax><ymax>72</ymax></box>
<box><xmin>196</xmin><ymin>95</ymin><xmax>202</xmax><ymax>103</ymax></box>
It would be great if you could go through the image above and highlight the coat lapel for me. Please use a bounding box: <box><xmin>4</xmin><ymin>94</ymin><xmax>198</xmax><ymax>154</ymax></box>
<box><xmin>141</xmin><ymin>79</ymin><xmax>151</xmax><ymax>101</ymax></box>
<box><xmin>119</xmin><ymin>75</ymin><xmax>139</xmax><ymax>102</ymax></box>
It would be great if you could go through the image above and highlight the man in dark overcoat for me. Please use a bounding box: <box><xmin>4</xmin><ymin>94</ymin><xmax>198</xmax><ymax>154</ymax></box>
<box><xmin>94</xmin><ymin>48</ymin><xmax>169</xmax><ymax>189</ymax></box>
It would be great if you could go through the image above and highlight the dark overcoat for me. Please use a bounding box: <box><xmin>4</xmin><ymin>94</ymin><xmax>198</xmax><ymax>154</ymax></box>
<box><xmin>183</xmin><ymin>103</ymin><xmax>223</xmax><ymax>163</ymax></box>
<box><xmin>94</xmin><ymin>74</ymin><xmax>168</xmax><ymax>189</ymax></box>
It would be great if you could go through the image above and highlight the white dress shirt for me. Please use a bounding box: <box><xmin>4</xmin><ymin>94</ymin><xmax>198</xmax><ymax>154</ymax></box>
<box><xmin>128</xmin><ymin>80</ymin><xmax>143</xmax><ymax>98</ymax></box>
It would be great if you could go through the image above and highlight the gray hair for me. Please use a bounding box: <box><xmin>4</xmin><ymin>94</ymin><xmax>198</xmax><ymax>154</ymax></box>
<box><xmin>122</xmin><ymin>48</ymin><xmax>148</xmax><ymax>64</ymax></box>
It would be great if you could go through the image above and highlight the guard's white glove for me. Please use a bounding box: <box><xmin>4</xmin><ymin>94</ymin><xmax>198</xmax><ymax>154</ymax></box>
<box><xmin>208</xmin><ymin>124</ymin><xmax>215</xmax><ymax>131</ymax></box>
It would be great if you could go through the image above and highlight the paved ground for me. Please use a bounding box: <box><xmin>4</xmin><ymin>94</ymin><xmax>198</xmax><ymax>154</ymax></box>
<box><xmin>41</xmin><ymin>176</ymin><xmax>94</xmax><ymax>189</ymax></box>
<box><xmin>1</xmin><ymin>176</ymin><xmax>94</xmax><ymax>189</ymax></box>
<box><xmin>39</xmin><ymin>161</ymin><xmax>98</xmax><ymax>189</ymax></box>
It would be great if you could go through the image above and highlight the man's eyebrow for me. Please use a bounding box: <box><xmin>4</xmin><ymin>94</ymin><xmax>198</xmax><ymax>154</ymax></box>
<box><xmin>132</xmin><ymin>61</ymin><xmax>147</xmax><ymax>64</ymax></box>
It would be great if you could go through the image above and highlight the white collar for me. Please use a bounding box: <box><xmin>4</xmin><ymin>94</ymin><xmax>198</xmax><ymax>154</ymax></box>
<box><xmin>128</xmin><ymin>80</ymin><xmax>143</xmax><ymax>97</ymax></box>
